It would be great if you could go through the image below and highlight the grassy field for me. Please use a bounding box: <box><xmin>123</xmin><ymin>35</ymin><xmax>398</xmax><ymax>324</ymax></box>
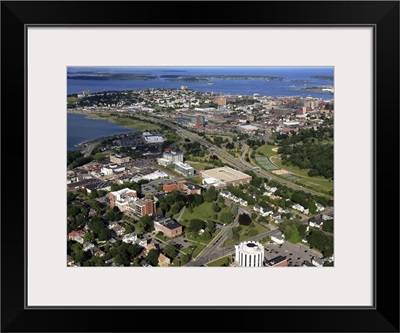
<box><xmin>256</xmin><ymin>143</ymin><xmax>279</xmax><ymax>157</ymax></box>
<box><xmin>206</xmin><ymin>255</ymin><xmax>231</xmax><ymax>267</ymax></box>
<box><xmin>180</xmin><ymin>202</ymin><xmax>220</xmax><ymax>222</ymax></box>
<box><xmin>67</xmin><ymin>96</ymin><xmax>79</xmax><ymax>104</ymax></box>
<box><xmin>270</xmin><ymin>155</ymin><xmax>333</xmax><ymax>194</ymax></box>
<box><xmin>186</xmin><ymin>161</ymin><xmax>213</xmax><ymax>170</ymax></box>
<box><xmin>108</xmin><ymin>117</ymin><xmax>161</xmax><ymax>131</ymax></box>
<box><xmin>223</xmin><ymin>222</ymin><xmax>269</xmax><ymax>247</ymax></box>
<box><xmin>192</xmin><ymin>244</ymin><xmax>206</xmax><ymax>259</ymax></box>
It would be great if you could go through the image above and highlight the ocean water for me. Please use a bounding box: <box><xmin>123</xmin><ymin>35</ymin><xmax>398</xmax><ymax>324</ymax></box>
<box><xmin>67</xmin><ymin>67</ymin><xmax>334</xmax><ymax>149</ymax></box>
<box><xmin>67</xmin><ymin>113</ymin><xmax>134</xmax><ymax>150</ymax></box>
<box><xmin>67</xmin><ymin>66</ymin><xmax>334</xmax><ymax>100</ymax></box>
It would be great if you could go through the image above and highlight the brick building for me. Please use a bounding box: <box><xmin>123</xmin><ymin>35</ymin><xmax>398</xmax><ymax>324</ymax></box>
<box><xmin>154</xmin><ymin>217</ymin><xmax>183</xmax><ymax>238</ymax></box>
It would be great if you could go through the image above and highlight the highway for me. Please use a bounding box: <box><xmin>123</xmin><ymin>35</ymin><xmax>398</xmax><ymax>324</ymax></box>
<box><xmin>185</xmin><ymin>208</ymin><xmax>281</xmax><ymax>267</ymax></box>
<box><xmin>133</xmin><ymin>113</ymin><xmax>331</xmax><ymax>198</ymax></box>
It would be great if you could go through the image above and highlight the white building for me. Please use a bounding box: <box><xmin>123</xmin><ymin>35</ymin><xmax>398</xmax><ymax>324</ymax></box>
<box><xmin>235</xmin><ymin>241</ymin><xmax>264</xmax><ymax>267</ymax></box>
<box><xmin>157</xmin><ymin>158</ymin><xmax>173</xmax><ymax>166</ymax></box>
<box><xmin>142</xmin><ymin>132</ymin><xmax>164</xmax><ymax>144</ymax></box>
<box><xmin>101</xmin><ymin>167</ymin><xmax>114</xmax><ymax>176</ymax></box>
<box><xmin>163</xmin><ymin>150</ymin><xmax>184</xmax><ymax>163</ymax></box>
<box><xmin>174</xmin><ymin>162</ymin><xmax>195</xmax><ymax>177</ymax></box>
<box><xmin>271</xmin><ymin>235</ymin><xmax>284</xmax><ymax>245</ymax></box>
<box><xmin>292</xmin><ymin>203</ymin><xmax>305</xmax><ymax>213</ymax></box>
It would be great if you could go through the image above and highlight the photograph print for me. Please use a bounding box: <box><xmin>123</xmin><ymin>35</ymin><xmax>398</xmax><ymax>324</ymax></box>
<box><xmin>66</xmin><ymin>66</ymin><xmax>334</xmax><ymax>268</ymax></box>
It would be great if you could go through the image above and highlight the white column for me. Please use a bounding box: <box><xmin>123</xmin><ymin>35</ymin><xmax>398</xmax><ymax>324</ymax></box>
<box><xmin>235</xmin><ymin>245</ymin><xmax>239</xmax><ymax>262</ymax></box>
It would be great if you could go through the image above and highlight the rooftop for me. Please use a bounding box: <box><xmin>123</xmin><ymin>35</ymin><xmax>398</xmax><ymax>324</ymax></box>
<box><xmin>201</xmin><ymin>166</ymin><xmax>251</xmax><ymax>182</ymax></box>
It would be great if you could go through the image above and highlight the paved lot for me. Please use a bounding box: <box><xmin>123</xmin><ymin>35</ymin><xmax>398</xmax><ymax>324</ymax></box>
<box><xmin>263</xmin><ymin>241</ymin><xmax>323</xmax><ymax>267</ymax></box>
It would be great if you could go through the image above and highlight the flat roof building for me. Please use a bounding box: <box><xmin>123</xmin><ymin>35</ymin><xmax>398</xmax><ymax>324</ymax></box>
<box><xmin>154</xmin><ymin>217</ymin><xmax>183</xmax><ymax>238</ymax></box>
<box><xmin>174</xmin><ymin>162</ymin><xmax>195</xmax><ymax>177</ymax></box>
<box><xmin>200</xmin><ymin>166</ymin><xmax>252</xmax><ymax>187</ymax></box>
<box><xmin>265</xmin><ymin>256</ymin><xmax>288</xmax><ymax>267</ymax></box>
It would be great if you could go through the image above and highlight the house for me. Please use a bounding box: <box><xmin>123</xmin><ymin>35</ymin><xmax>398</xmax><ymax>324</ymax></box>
<box><xmin>271</xmin><ymin>234</ymin><xmax>284</xmax><ymax>245</ymax></box>
<box><xmin>308</xmin><ymin>215</ymin><xmax>325</xmax><ymax>229</ymax></box>
<box><xmin>83</xmin><ymin>242</ymin><xmax>95</xmax><ymax>252</ymax></box>
<box><xmin>143</xmin><ymin>242</ymin><xmax>156</xmax><ymax>256</ymax></box>
<box><xmin>315</xmin><ymin>203</ymin><xmax>325</xmax><ymax>212</ymax></box>
<box><xmin>67</xmin><ymin>255</ymin><xmax>75</xmax><ymax>267</ymax></box>
<box><xmin>302</xmin><ymin>261</ymin><xmax>314</xmax><ymax>267</ymax></box>
<box><xmin>111</xmin><ymin>224</ymin><xmax>125</xmax><ymax>236</ymax></box>
<box><xmin>68</xmin><ymin>229</ymin><xmax>85</xmax><ymax>243</ymax></box>
<box><xmin>93</xmin><ymin>248</ymin><xmax>105</xmax><ymax>257</ymax></box>
<box><xmin>292</xmin><ymin>203</ymin><xmax>305</xmax><ymax>213</ymax></box>
<box><xmin>271</xmin><ymin>213</ymin><xmax>282</xmax><ymax>223</ymax></box>
<box><xmin>311</xmin><ymin>256</ymin><xmax>323</xmax><ymax>267</ymax></box>
<box><xmin>158</xmin><ymin>253</ymin><xmax>171</xmax><ymax>267</ymax></box>
<box><xmin>122</xmin><ymin>233</ymin><xmax>137</xmax><ymax>243</ymax></box>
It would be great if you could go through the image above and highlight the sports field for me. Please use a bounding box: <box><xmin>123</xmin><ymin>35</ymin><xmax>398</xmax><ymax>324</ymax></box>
<box><xmin>255</xmin><ymin>155</ymin><xmax>279</xmax><ymax>171</ymax></box>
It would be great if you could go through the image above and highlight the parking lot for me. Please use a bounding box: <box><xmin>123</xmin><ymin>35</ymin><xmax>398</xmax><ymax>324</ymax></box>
<box><xmin>264</xmin><ymin>241</ymin><xmax>323</xmax><ymax>267</ymax></box>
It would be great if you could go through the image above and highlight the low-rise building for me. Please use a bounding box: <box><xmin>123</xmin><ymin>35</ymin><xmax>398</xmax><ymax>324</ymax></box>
<box><xmin>174</xmin><ymin>162</ymin><xmax>195</xmax><ymax>177</ymax></box>
<box><xmin>68</xmin><ymin>229</ymin><xmax>85</xmax><ymax>243</ymax></box>
<box><xmin>108</xmin><ymin>188</ymin><xmax>137</xmax><ymax>212</ymax></box>
<box><xmin>200</xmin><ymin>166</ymin><xmax>252</xmax><ymax>187</ymax></box>
<box><xmin>154</xmin><ymin>217</ymin><xmax>183</xmax><ymax>238</ymax></box>
<box><xmin>110</xmin><ymin>153</ymin><xmax>130</xmax><ymax>164</ymax></box>
<box><xmin>271</xmin><ymin>234</ymin><xmax>285</xmax><ymax>245</ymax></box>
<box><xmin>265</xmin><ymin>256</ymin><xmax>288</xmax><ymax>267</ymax></box>
<box><xmin>158</xmin><ymin>253</ymin><xmax>171</xmax><ymax>267</ymax></box>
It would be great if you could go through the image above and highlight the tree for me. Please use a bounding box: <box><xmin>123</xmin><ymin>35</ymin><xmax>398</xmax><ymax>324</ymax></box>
<box><xmin>203</xmin><ymin>186</ymin><xmax>217</xmax><ymax>202</ymax></box>
<box><xmin>181</xmin><ymin>254</ymin><xmax>190</xmax><ymax>265</ymax></box>
<box><xmin>67</xmin><ymin>191</ymin><xmax>76</xmax><ymax>202</ymax></box>
<box><xmin>206</xmin><ymin>220</ymin><xmax>215</xmax><ymax>233</ymax></box>
<box><xmin>187</xmin><ymin>219</ymin><xmax>205</xmax><ymax>233</ymax></box>
<box><xmin>212</xmin><ymin>202</ymin><xmax>221</xmax><ymax>212</ymax></box>
<box><xmin>98</xmin><ymin>228</ymin><xmax>111</xmax><ymax>241</ymax></box>
<box><xmin>230</xmin><ymin>202</ymin><xmax>238</xmax><ymax>216</ymax></box>
<box><xmin>219</xmin><ymin>211</ymin><xmax>234</xmax><ymax>224</ymax></box>
<box><xmin>238</xmin><ymin>213</ymin><xmax>251</xmax><ymax>226</ymax></box>
<box><xmin>322</xmin><ymin>219</ymin><xmax>334</xmax><ymax>233</ymax></box>
<box><xmin>146</xmin><ymin>249</ymin><xmax>159</xmax><ymax>266</ymax></box>
<box><xmin>164</xmin><ymin>244</ymin><xmax>176</xmax><ymax>259</ymax></box>
<box><xmin>193</xmin><ymin>194</ymin><xmax>204</xmax><ymax>206</ymax></box>
<box><xmin>83</xmin><ymin>232</ymin><xmax>95</xmax><ymax>243</ymax></box>
<box><xmin>124</xmin><ymin>224</ymin><xmax>133</xmax><ymax>234</ymax></box>
<box><xmin>105</xmin><ymin>208</ymin><xmax>119</xmax><ymax>221</ymax></box>
<box><xmin>88</xmin><ymin>217</ymin><xmax>105</xmax><ymax>235</ymax></box>
<box><xmin>137</xmin><ymin>215</ymin><xmax>154</xmax><ymax>233</ymax></box>
<box><xmin>298</xmin><ymin>224</ymin><xmax>308</xmax><ymax>238</ymax></box>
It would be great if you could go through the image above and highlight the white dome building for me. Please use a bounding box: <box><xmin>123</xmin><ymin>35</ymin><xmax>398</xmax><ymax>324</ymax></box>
<box><xmin>235</xmin><ymin>241</ymin><xmax>264</xmax><ymax>267</ymax></box>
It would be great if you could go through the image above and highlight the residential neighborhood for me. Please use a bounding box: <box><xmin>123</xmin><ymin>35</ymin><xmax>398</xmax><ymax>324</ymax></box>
<box><xmin>67</xmin><ymin>68</ymin><xmax>334</xmax><ymax>268</ymax></box>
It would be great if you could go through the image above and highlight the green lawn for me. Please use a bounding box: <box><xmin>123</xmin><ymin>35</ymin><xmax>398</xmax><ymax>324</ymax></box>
<box><xmin>180</xmin><ymin>202</ymin><xmax>219</xmax><ymax>222</ymax></box>
<box><xmin>206</xmin><ymin>255</ymin><xmax>232</xmax><ymax>267</ymax></box>
<box><xmin>270</xmin><ymin>155</ymin><xmax>333</xmax><ymax>194</ymax></box>
<box><xmin>257</xmin><ymin>143</ymin><xmax>279</xmax><ymax>157</ymax></box>
<box><xmin>185</xmin><ymin>176</ymin><xmax>202</xmax><ymax>185</ymax></box>
<box><xmin>192</xmin><ymin>244</ymin><xmax>206</xmax><ymax>259</ymax></box>
<box><xmin>186</xmin><ymin>161</ymin><xmax>213</xmax><ymax>170</ymax></box>
<box><xmin>108</xmin><ymin>117</ymin><xmax>161</xmax><ymax>131</ymax></box>
<box><xmin>223</xmin><ymin>222</ymin><xmax>269</xmax><ymax>247</ymax></box>
<box><xmin>67</xmin><ymin>96</ymin><xmax>79</xmax><ymax>104</ymax></box>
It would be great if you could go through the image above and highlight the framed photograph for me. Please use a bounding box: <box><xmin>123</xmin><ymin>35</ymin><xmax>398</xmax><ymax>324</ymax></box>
<box><xmin>2</xmin><ymin>1</ymin><xmax>399</xmax><ymax>332</ymax></box>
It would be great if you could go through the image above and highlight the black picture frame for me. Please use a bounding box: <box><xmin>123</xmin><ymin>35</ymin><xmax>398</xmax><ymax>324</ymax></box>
<box><xmin>1</xmin><ymin>1</ymin><xmax>399</xmax><ymax>332</ymax></box>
